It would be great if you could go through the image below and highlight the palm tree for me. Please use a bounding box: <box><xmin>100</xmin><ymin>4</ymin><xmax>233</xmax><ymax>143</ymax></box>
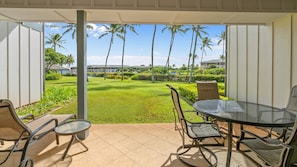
<box><xmin>65</xmin><ymin>54</ymin><xmax>75</xmax><ymax>74</ymax></box>
<box><xmin>187</xmin><ymin>25</ymin><xmax>208</xmax><ymax>76</ymax></box>
<box><xmin>220</xmin><ymin>55</ymin><xmax>225</xmax><ymax>62</ymax></box>
<box><xmin>188</xmin><ymin>25</ymin><xmax>208</xmax><ymax>82</ymax></box>
<box><xmin>200</xmin><ymin>37</ymin><xmax>213</xmax><ymax>67</ymax></box>
<box><xmin>162</xmin><ymin>25</ymin><xmax>188</xmax><ymax>72</ymax></box>
<box><xmin>45</xmin><ymin>33</ymin><xmax>66</xmax><ymax>51</ymax></box>
<box><xmin>98</xmin><ymin>24</ymin><xmax>122</xmax><ymax>80</ymax></box>
<box><xmin>49</xmin><ymin>23</ymin><xmax>94</xmax><ymax>39</ymax></box>
<box><xmin>151</xmin><ymin>24</ymin><xmax>157</xmax><ymax>83</ymax></box>
<box><xmin>119</xmin><ymin>24</ymin><xmax>138</xmax><ymax>81</ymax></box>
<box><xmin>217</xmin><ymin>30</ymin><xmax>226</xmax><ymax>62</ymax></box>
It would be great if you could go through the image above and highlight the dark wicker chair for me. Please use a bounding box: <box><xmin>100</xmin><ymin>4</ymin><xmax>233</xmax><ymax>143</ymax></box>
<box><xmin>196</xmin><ymin>81</ymin><xmax>220</xmax><ymax>101</ymax></box>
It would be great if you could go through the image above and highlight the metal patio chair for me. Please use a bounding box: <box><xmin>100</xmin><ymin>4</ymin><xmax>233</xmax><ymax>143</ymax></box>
<box><xmin>238</xmin><ymin>118</ymin><xmax>297</xmax><ymax>167</ymax></box>
<box><xmin>260</xmin><ymin>85</ymin><xmax>297</xmax><ymax>141</ymax></box>
<box><xmin>196</xmin><ymin>81</ymin><xmax>220</xmax><ymax>101</ymax></box>
<box><xmin>0</xmin><ymin>99</ymin><xmax>76</xmax><ymax>166</ymax></box>
<box><xmin>167</xmin><ymin>84</ymin><xmax>224</xmax><ymax>167</ymax></box>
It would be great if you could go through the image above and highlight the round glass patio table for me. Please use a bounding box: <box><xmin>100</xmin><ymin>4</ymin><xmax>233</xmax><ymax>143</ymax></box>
<box><xmin>193</xmin><ymin>100</ymin><xmax>296</xmax><ymax>167</ymax></box>
<box><xmin>55</xmin><ymin>119</ymin><xmax>91</xmax><ymax>160</ymax></box>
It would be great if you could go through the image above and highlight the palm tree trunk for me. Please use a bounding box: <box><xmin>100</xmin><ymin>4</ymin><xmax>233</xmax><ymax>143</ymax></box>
<box><xmin>104</xmin><ymin>34</ymin><xmax>113</xmax><ymax>80</ymax></box>
<box><xmin>187</xmin><ymin>28</ymin><xmax>194</xmax><ymax>75</ymax></box>
<box><xmin>121</xmin><ymin>26</ymin><xmax>127</xmax><ymax>81</ymax></box>
<box><xmin>165</xmin><ymin>34</ymin><xmax>175</xmax><ymax>73</ymax></box>
<box><xmin>151</xmin><ymin>24</ymin><xmax>157</xmax><ymax>83</ymax></box>
<box><xmin>189</xmin><ymin>31</ymin><xmax>199</xmax><ymax>83</ymax></box>
<box><xmin>200</xmin><ymin>49</ymin><xmax>205</xmax><ymax>69</ymax></box>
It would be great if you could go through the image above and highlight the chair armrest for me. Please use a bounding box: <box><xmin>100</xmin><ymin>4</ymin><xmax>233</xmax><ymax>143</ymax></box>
<box><xmin>29</xmin><ymin>118</ymin><xmax>58</xmax><ymax>140</ymax></box>
<box><xmin>21</xmin><ymin>118</ymin><xmax>58</xmax><ymax>161</ymax></box>
<box><xmin>19</xmin><ymin>114</ymin><xmax>35</xmax><ymax>120</ymax></box>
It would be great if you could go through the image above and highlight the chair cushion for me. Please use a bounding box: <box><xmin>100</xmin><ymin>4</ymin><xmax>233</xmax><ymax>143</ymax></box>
<box><xmin>26</xmin><ymin>114</ymin><xmax>75</xmax><ymax>136</ymax></box>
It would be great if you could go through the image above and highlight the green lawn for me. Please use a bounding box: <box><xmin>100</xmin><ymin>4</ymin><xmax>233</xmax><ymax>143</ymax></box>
<box><xmin>47</xmin><ymin>77</ymin><xmax>200</xmax><ymax>124</ymax></box>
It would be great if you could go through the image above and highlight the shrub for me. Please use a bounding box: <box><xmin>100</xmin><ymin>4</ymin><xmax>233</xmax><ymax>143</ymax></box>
<box><xmin>178</xmin><ymin>87</ymin><xmax>197</xmax><ymax>104</ymax></box>
<box><xmin>46</xmin><ymin>71</ymin><xmax>62</xmax><ymax>80</ymax></box>
<box><xmin>16</xmin><ymin>86</ymin><xmax>76</xmax><ymax>116</ymax></box>
<box><xmin>203</xmin><ymin>68</ymin><xmax>225</xmax><ymax>75</ymax></box>
<box><xmin>131</xmin><ymin>73</ymin><xmax>225</xmax><ymax>82</ymax></box>
<box><xmin>193</xmin><ymin>74</ymin><xmax>225</xmax><ymax>82</ymax></box>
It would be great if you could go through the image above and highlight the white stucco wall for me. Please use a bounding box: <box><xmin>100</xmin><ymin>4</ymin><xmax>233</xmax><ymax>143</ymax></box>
<box><xmin>0</xmin><ymin>22</ymin><xmax>44</xmax><ymax>107</ymax></box>
<box><xmin>227</xmin><ymin>14</ymin><xmax>297</xmax><ymax>108</ymax></box>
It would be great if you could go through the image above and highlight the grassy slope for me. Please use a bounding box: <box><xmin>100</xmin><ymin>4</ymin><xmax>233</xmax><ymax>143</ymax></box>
<box><xmin>47</xmin><ymin>77</ymin><xmax>198</xmax><ymax>124</ymax></box>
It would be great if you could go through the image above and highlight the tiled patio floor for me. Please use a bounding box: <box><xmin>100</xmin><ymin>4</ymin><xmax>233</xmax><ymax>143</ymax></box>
<box><xmin>1</xmin><ymin>123</ymin><xmax>264</xmax><ymax>167</ymax></box>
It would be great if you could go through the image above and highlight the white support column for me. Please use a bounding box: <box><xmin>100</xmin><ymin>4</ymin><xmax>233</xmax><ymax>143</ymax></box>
<box><xmin>77</xmin><ymin>10</ymin><xmax>88</xmax><ymax>139</ymax></box>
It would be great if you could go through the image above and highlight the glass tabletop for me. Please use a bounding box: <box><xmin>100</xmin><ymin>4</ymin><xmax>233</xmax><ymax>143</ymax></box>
<box><xmin>193</xmin><ymin>100</ymin><xmax>296</xmax><ymax>127</ymax></box>
<box><xmin>55</xmin><ymin>120</ymin><xmax>91</xmax><ymax>135</ymax></box>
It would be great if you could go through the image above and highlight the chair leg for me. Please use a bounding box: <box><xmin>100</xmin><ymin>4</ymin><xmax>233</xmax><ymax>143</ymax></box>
<box><xmin>176</xmin><ymin>142</ymin><xmax>218</xmax><ymax>167</ymax></box>
<box><xmin>19</xmin><ymin>158</ymin><xmax>34</xmax><ymax>167</ymax></box>
<box><xmin>56</xmin><ymin>134</ymin><xmax>59</xmax><ymax>145</ymax></box>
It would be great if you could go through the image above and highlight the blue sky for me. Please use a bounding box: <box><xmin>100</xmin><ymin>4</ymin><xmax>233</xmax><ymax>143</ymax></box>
<box><xmin>45</xmin><ymin>23</ymin><xmax>226</xmax><ymax>67</ymax></box>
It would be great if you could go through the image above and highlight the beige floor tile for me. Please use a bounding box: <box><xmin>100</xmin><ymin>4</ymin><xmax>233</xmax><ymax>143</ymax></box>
<box><xmin>1</xmin><ymin>123</ymin><xmax>262</xmax><ymax>167</ymax></box>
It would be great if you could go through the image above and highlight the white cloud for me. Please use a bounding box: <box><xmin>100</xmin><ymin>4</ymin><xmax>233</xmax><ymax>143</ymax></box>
<box><xmin>87</xmin><ymin>24</ymin><xmax>108</xmax><ymax>38</ymax></box>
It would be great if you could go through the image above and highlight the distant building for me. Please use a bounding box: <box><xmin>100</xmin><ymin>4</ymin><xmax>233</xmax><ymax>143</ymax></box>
<box><xmin>70</xmin><ymin>65</ymin><xmax>163</xmax><ymax>74</ymax></box>
<box><xmin>50</xmin><ymin>65</ymin><xmax>70</xmax><ymax>75</ymax></box>
<box><xmin>201</xmin><ymin>59</ymin><xmax>225</xmax><ymax>68</ymax></box>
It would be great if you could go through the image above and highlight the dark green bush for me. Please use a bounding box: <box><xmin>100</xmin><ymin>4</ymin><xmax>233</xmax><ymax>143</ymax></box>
<box><xmin>16</xmin><ymin>86</ymin><xmax>76</xmax><ymax>116</ymax></box>
<box><xmin>192</xmin><ymin>74</ymin><xmax>225</xmax><ymax>82</ymax></box>
<box><xmin>45</xmin><ymin>71</ymin><xmax>62</xmax><ymax>80</ymax></box>
<box><xmin>203</xmin><ymin>68</ymin><xmax>225</xmax><ymax>75</ymax></box>
<box><xmin>178</xmin><ymin>87</ymin><xmax>197</xmax><ymax>104</ymax></box>
<box><xmin>131</xmin><ymin>74</ymin><xmax>225</xmax><ymax>82</ymax></box>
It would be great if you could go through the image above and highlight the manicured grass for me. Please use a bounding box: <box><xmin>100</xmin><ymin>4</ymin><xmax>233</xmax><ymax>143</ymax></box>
<box><xmin>47</xmin><ymin>77</ymin><xmax>201</xmax><ymax>124</ymax></box>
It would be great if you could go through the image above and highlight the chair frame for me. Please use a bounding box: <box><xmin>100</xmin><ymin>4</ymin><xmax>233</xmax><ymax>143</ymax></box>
<box><xmin>167</xmin><ymin>84</ymin><xmax>224</xmax><ymax>167</ymax></box>
<box><xmin>264</xmin><ymin>85</ymin><xmax>297</xmax><ymax>141</ymax></box>
<box><xmin>237</xmin><ymin>118</ymin><xmax>297</xmax><ymax>167</ymax></box>
<box><xmin>0</xmin><ymin>99</ymin><xmax>75</xmax><ymax>166</ymax></box>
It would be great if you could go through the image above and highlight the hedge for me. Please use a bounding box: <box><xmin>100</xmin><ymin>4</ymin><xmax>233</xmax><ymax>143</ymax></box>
<box><xmin>131</xmin><ymin>74</ymin><xmax>225</xmax><ymax>82</ymax></box>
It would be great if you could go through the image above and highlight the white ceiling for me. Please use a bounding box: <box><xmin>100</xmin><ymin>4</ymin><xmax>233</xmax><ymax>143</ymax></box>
<box><xmin>0</xmin><ymin>8</ymin><xmax>289</xmax><ymax>24</ymax></box>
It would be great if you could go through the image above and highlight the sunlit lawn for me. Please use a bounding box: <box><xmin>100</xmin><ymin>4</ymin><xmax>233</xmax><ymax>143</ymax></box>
<box><xmin>47</xmin><ymin>76</ymin><xmax>201</xmax><ymax>124</ymax></box>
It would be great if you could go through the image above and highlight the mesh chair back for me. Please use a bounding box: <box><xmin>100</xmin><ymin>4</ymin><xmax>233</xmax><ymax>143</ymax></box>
<box><xmin>196</xmin><ymin>81</ymin><xmax>219</xmax><ymax>100</ymax></box>
<box><xmin>286</xmin><ymin>85</ymin><xmax>297</xmax><ymax>113</ymax></box>
<box><xmin>167</xmin><ymin>85</ymin><xmax>188</xmax><ymax>133</ymax></box>
<box><xmin>0</xmin><ymin>99</ymin><xmax>31</xmax><ymax>141</ymax></box>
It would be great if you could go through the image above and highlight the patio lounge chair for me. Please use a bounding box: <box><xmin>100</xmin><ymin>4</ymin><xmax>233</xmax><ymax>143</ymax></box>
<box><xmin>237</xmin><ymin>118</ymin><xmax>297</xmax><ymax>167</ymax></box>
<box><xmin>167</xmin><ymin>84</ymin><xmax>224</xmax><ymax>167</ymax></box>
<box><xmin>0</xmin><ymin>99</ymin><xmax>76</xmax><ymax>166</ymax></box>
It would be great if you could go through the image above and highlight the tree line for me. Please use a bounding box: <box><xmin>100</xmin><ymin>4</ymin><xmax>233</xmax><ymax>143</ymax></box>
<box><xmin>45</xmin><ymin>23</ymin><xmax>226</xmax><ymax>82</ymax></box>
